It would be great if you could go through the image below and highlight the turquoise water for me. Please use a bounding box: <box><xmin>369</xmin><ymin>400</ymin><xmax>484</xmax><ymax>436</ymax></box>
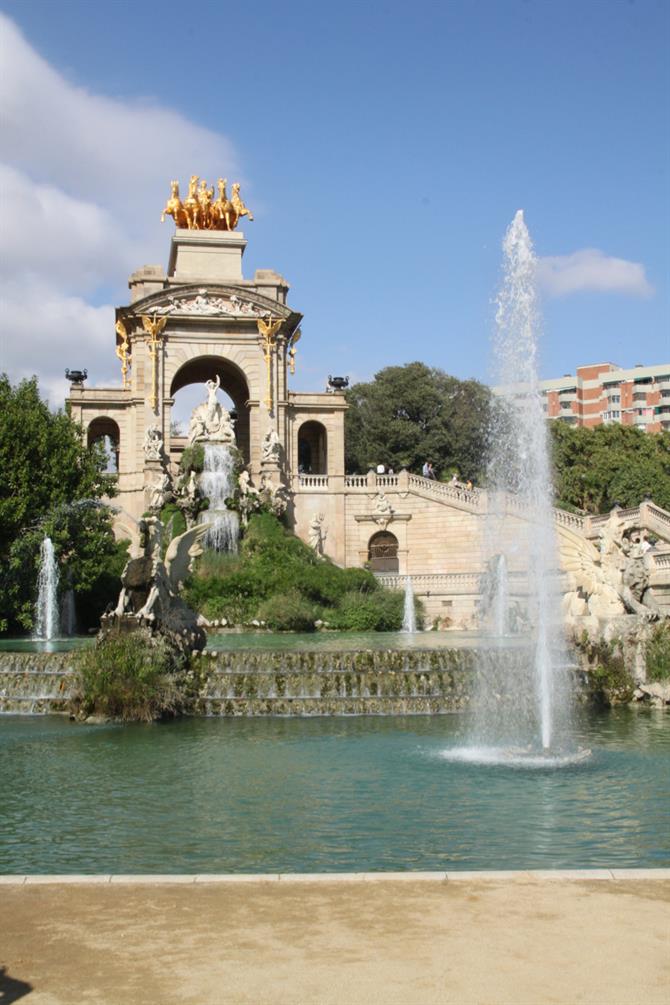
<box><xmin>1</xmin><ymin>709</ymin><xmax>668</xmax><ymax>873</ymax></box>
<box><xmin>0</xmin><ymin>630</ymin><xmax>526</xmax><ymax>654</ymax></box>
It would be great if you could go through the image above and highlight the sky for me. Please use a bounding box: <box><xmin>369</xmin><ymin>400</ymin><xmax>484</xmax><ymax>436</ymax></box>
<box><xmin>1</xmin><ymin>0</ymin><xmax>668</xmax><ymax>417</ymax></box>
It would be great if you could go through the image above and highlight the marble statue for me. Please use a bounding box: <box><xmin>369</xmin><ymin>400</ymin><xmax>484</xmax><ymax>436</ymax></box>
<box><xmin>143</xmin><ymin>424</ymin><xmax>163</xmax><ymax>461</ymax></box>
<box><xmin>103</xmin><ymin>516</ymin><xmax>209</xmax><ymax>651</ymax></box>
<box><xmin>187</xmin><ymin>375</ymin><xmax>236</xmax><ymax>445</ymax></box>
<box><xmin>308</xmin><ymin>513</ymin><xmax>326</xmax><ymax>555</ymax></box>
<box><xmin>561</xmin><ymin>509</ymin><xmax>662</xmax><ymax>622</ymax></box>
<box><xmin>148</xmin><ymin>470</ymin><xmax>172</xmax><ymax>512</ymax></box>
<box><xmin>261</xmin><ymin>428</ymin><xmax>282</xmax><ymax>464</ymax></box>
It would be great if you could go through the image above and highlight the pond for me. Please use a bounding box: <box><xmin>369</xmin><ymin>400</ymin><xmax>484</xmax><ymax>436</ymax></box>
<box><xmin>1</xmin><ymin>708</ymin><xmax>668</xmax><ymax>874</ymax></box>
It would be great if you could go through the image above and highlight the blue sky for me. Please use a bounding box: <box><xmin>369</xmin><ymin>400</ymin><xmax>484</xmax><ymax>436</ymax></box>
<box><xmin>1</xmin><ymin>0</ymin><xmax>668</xmax><ymax>412</ymax></box>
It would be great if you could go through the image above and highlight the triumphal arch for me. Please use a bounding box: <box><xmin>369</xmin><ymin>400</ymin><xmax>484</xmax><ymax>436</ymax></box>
<box><xmin>67</xmin><ymin>177</ymin><xmax>670</xmax><ymax>627</ymax></box>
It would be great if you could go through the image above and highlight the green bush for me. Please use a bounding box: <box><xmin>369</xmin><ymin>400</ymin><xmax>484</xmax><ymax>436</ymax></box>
<box><xmin>72</xmin><ymin>633</ymin><xmax>184</xmax><ymax>722</ymax></box>
<box><xmin>329</xmin><ymin>589</ymin><xmax>405</xmax><ymax>632</ymax></box>
<box><xmin>646</xmin><ymin>622</ymin><xmax>670</xmax><ymax>682</ymax></box>
<box><xmin>258</xmin><ymin>591</ymin><xmax>318</xmax><ymax>631</ymax></box>
<box><xmin>183</xmin><ymin>512</ymin><xmax>408</xmax><ymax>631</ymax></box>
<box><xmin>576</xmin><ymin>633</ymin><xmax>635</xmax><ymax>705</ymax></box>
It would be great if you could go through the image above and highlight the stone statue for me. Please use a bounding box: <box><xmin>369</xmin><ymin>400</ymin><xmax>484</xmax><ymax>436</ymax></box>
<box><xmin>261</xmin><ymin>428</ymin><xmax>282</xmax><ymax>464</ymax></box>
<box><xmin>187</xmin><ymin>375</ymin><xmax>236</xmax><ymax>445</ymax></box>
<box><xmin>143</xmin><ymin>424</ymin><xmax>163</xmax><ymax>461</ymax></box>
<box><xmin>309</xmin><ymin>513</ymin><xmax>326</xmax><ymax>555</ymax></box>
<box><xmin>103</xmin><ymin>516</ymin><xmax>209</xmax><ymax>652</ymax></box>
<box><xmin>259</xmin><ymin>473</ymin><xmax>288</xmax><ymax>516</ymax></box>
<box><xmin>371</xmin><ymin>492</ymin><xmax>394</xmax><ymax>530</ymax></box>
<box><xmin>148</xmin><ymin>470</ymin><xmax>172</xmax><ymax>512</ymax></box>
<box><xmin>561</xmin><ymin>509</ymin><xmax>662</xmax><ymax>622</ymax></box>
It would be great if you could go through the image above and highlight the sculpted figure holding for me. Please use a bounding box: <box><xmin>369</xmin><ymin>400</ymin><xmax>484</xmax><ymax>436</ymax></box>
<box><xmin>188</xmin><ymin>375</ymin><xmax>235</xmax><ymax>445</ymax></box>
<box><xmin>143</xmin><ymin>424</ymin><xmax>163</xmax><ymax>461</ymax></box>
<box><xmin>261</xmin><ymin>428</ymin><xmax>282</xmax><ymax>464</ymax></box>
<box><xmin>309</xmin><ymin>513</ymin><xmax>326</xmax><ymax>555</ymax></box>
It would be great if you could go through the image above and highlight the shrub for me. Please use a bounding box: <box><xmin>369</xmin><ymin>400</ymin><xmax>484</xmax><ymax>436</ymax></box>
<box><xmin>258</xmin><ymin>592</ymin><xmax>318</xmax><ymax>632</ymax></box>
<box><xmin>72</xmin><ymin>633</ymin><xmax>184</xmax><ymax>722</ymax></box>
<box><xmin>329</xmin><ymin>589</ymin><xmax>404</xmax><ymax>632</ymax></box>
<box><xmin>646</xmin><ymin>622</ymin><xmax>670</xmax><ymax>682</ymax></box>
<box><xmin>184</xmin><ymin>512</ymin><xmax>408</xmax><ymax>631</ymax></box>
<box><xmin>575</xmin><ymin>633</ymin><xmax>634</xmax><ymax>705</ymax></box>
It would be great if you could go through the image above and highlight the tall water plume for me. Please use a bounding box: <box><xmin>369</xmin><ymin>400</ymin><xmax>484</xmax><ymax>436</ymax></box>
<box><xmin>473</xmin><ymin>211</ymin><xmax>574</xmax><ymax>755</ymax></box>
<box><xmin>200</xmin><ymin>443</ymin><xmax>240</xmax><ymax>552</ymax></box>
<box><xmin>402</xmin><ymin>577</ymin><xmax>417</xmax><ymax>633</ymax></box>
<box><xmin>34</xmin><ymin>537</ymin><xmax>60</xmax><ymax>640</ymax></box>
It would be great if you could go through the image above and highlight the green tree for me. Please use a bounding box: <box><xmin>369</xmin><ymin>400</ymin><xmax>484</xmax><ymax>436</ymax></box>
<box><xmin>0</xmin><ymin>375</ymin><xmax>119</xmax><ymax>632</ymax></box>
<box><xmin>550</xmin><ymin>422</ymin><xmax>670</xmax><ymax>514</ymax></box>
<box><xmin>344</xmin><ymin>362</ymin><xmax>492</xmax><ymax>481</ymax></box>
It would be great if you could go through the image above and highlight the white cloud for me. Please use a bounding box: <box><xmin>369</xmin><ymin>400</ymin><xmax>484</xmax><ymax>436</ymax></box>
<box><xmin>0</xmin><ymin>13</ymin><xmax>240</xmax><ymax>406</ymax></box>
<box><xmin>537</xmin><ymin>248</ymin><xmax>653</xmax><ymax>299</ymax></box>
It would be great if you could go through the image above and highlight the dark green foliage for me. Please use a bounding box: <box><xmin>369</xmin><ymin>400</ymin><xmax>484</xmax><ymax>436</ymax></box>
<box><xmin>184</xmin><ymin>512</ymin><xmax>417</xmax><ymax>631</ymax></box>
<box><xmin>646</xmin><ymin>623</ymin><xmax>670</xmax><ymax>682</ymax></box>
<box><xmin>0</xmin><ymin>375</ymin><xmax>119</xmax><ymax>632</ymax></box>
<box><xmin>327</xmin><ymin>589</ymin><xmax>405</xmax><ymax>632</ymax></box>
<box><xmin>179</xmin><ymin>443</ymin><xmax>205</xmax><ymax>474</ymax></box>
<box><xmin>344</xmin><ymin>362</ymin><xmax>491</xmax><ymax>482</ymax></box>
<box><xmin>258</xmin><ymin>592</ymin><xmax>318</xmax><ymax>632</ymax></box>
<box><xmin>575</xmin><ymin>633</ymin><xmax>635</xmax><ymax>705</ymax></box>
<box><xmin>159</xmin><ymin>503</ymin><xmax>187</xmax><ymax>544</ymax></box>
<box><xmin>551</xmin><ymin>423</ymin><xmax>670</xmax><ymax>514</ymax></box>
<box><xmin>72</xmin><ymin>633</ymin><xmax>184</xmax><ymax>722</ymax></box>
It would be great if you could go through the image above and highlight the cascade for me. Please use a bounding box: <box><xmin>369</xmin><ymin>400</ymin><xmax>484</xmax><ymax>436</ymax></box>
<box><xmin>34</xmin><ymin>537</ymin><xmax>60</xmax><ymax>641</ymax></box>
<box><xmin>61</xmin><ymin>588</ymin><xmax>77</xmax><ymax>636</ymax></box>
<box><xmin>199</xmin><ymin>443</ymin><xmax>240</xmax><ymax>552</ymax></box>
<box><xmin>402</xmin><ymin>577</ymin><xmax>417</xmax><ymax>633</ymax></box>
<box><xmin>465</xmin><ymin>211</ymin><xmax>576</xmax><ymax>760</ymax></box>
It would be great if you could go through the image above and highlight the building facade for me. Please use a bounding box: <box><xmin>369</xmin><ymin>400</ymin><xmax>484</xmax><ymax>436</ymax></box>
<box><xmin>66</xmin><ymin>190</ymin><xmax>670</xmax><ymax>624</ymax></box>
<box><xmin>540</xmin><ymin>362</ymin><xmax>670</xmax><ymax>433</ymax></box>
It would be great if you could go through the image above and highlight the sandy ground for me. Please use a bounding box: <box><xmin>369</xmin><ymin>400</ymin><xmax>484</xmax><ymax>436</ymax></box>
<box><xmin>0</xmin><ymin>877</ymin><xmax>669</xmax><ymax>1005</ymax></box>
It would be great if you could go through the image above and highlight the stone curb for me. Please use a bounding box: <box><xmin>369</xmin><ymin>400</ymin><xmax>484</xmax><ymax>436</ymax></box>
<box><xmin>1</xmin><ymin>868</ymin><xmax>669</xmax><ymax>885</ymax></box>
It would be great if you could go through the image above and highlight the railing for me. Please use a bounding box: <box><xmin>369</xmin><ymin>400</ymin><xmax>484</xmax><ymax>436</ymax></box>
<box><xmin>553</xmin><ymin>510</ymin><xmax>585</xmax><ymax>531</ymax></box>
<box><xmin>406</xmin><ymin>473</ymin><xmax>484</xmax><ymax>510</ymax></box>
<box><xmin>376</xmin><ymin>573</ymin><xmax>482</xmax><ymax>592</ymax></box>
<box><xmin>653</xmin><ymin>553</ymin><xmax>670</xmax><ymax>569</ymax></box>
<box><xmin>344</xmin><ymin>474</ymin><xmax>368</xmax><ymax>488</ymax></box>
<box><xmin>375</xmin><ymin>474</ymin><xmax>399</xmax><ymax>488</ymax></box>
<box><xmin>298</xmin><ymin>474</ymin><xmax>329</xmax><ymax>489</ymax></box>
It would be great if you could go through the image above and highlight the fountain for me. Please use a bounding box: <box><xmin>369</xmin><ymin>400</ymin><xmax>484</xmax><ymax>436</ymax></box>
<box><xmin>456</xmin><ymin>211</ymin><xmax>579</xmax><ymax>764</ymax></box>
<box><xmin>34</xmin><ymin>537</ymin><xmax>60</xmax><ymax>640</ymax></box>
<box><xmin>200</xmin><ymin>443</ymin><xmax>240</xmax><ymax>552</ymax></box>
<box><xmin>402</xmin><ymin>577</ymin><xmax>417</xmax><ymax>633</ymax></box>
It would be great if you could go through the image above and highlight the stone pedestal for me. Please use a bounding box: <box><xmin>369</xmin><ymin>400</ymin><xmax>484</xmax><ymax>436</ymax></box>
<box><xmin>168</xmin><ymin>230</ymin><xmax>247</xmax><ymax>284</ymax></box>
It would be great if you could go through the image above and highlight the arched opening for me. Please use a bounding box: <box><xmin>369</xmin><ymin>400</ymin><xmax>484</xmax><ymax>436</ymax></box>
<box><xmin>298</xmin><ymin>420</ymin><xmax>328</xmax><ymax>475</ymax></box>
<box><xmin>368</xmin><ymin>530</ymin><xmax>399</xmax><ymax>572</ymax></box>
<box><xmin>87</xmin><ymin>417</ymin><xmax>120</xmax><ymax>473</ymax></box>
<box><xmin>170</xmin><ymin>356</ymin><xmax>251</xmax><ymax>462</ymax></box>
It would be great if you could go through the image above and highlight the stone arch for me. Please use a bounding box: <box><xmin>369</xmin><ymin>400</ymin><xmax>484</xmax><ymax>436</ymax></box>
<box><xmin>368</xmin><ymin>530</ymin><xmax>399</xmax><ymax>572</ymax></box>
<box><xmin>298</xmin><ymin>420</ymin><xmax>328</xmax><ymax>475</ymax></box>
<box><xmin>170</xmin><ymin>355</ymin><xmax>251</xmax><ymax>462</ymax></box>
<box><xmin>87</xmin><ymin>416</ymin><xmax>120</xmax><ymax>473</ymax></box>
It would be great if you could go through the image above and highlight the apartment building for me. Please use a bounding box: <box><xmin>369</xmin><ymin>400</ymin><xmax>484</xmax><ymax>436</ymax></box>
<box><xmin>540</xmin><ymin>362</ymin><xmax>670</xmax><ymax>433</ymax></box>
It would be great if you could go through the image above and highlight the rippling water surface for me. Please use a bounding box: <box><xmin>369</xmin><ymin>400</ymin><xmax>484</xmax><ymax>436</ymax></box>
<box><xmin>1</xmin><ymin>709</ymin><xmax>668</xmax><ymax>873</ymax></box>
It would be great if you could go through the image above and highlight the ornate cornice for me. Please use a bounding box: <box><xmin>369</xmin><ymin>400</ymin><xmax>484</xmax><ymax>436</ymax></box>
<box><xmin>118</xmin><ymin>284</ymin><xmax>299</xmax><ymax>326</ymax></box>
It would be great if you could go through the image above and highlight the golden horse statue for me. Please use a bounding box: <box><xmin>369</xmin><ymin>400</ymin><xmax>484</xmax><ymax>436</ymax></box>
<box><xmin>162</xmin><ymin>176</ymin><xmax>253</xmax><ymax>231</ymax></box>
<box><xmin>231</xmin><ymin>182</ymin><xmax>253</xmax><ymax>225</ymax></box>
<box><xmin>182</xmin><ymin>175</ymin><xmax>200</xmax><ymax>229</ymax></box>
<box><xmin>160</xmin><ymin>181</ymin><xmax>188</xmax><ymax>228</ymax></box>
<box><xmin>212</xmin><ymin>178</ymin><xmax>236</xmax><ymax>231</ymax></box>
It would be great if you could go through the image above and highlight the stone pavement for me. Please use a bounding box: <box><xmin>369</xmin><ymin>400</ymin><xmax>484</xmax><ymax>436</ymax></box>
<box><xmin>1</xmin><ymin>872</ymin><xmax>669</xmax><ymax>1004</ymax></box>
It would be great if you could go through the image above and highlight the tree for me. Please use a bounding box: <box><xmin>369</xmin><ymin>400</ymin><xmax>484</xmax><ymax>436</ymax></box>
<box><xmin>344</xmin><ymin>362</ymin><xmax>492</xmax><ymax>481</ymax></box>
<box><xmin>550</xmin><ymin>422</ymin><xmax>670</xmax><ymax>514</ymax></box>
<box><xmin>0</xmin><ymin>375</ymin><xmax>120</xmax><ymax>632</ymax></box>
